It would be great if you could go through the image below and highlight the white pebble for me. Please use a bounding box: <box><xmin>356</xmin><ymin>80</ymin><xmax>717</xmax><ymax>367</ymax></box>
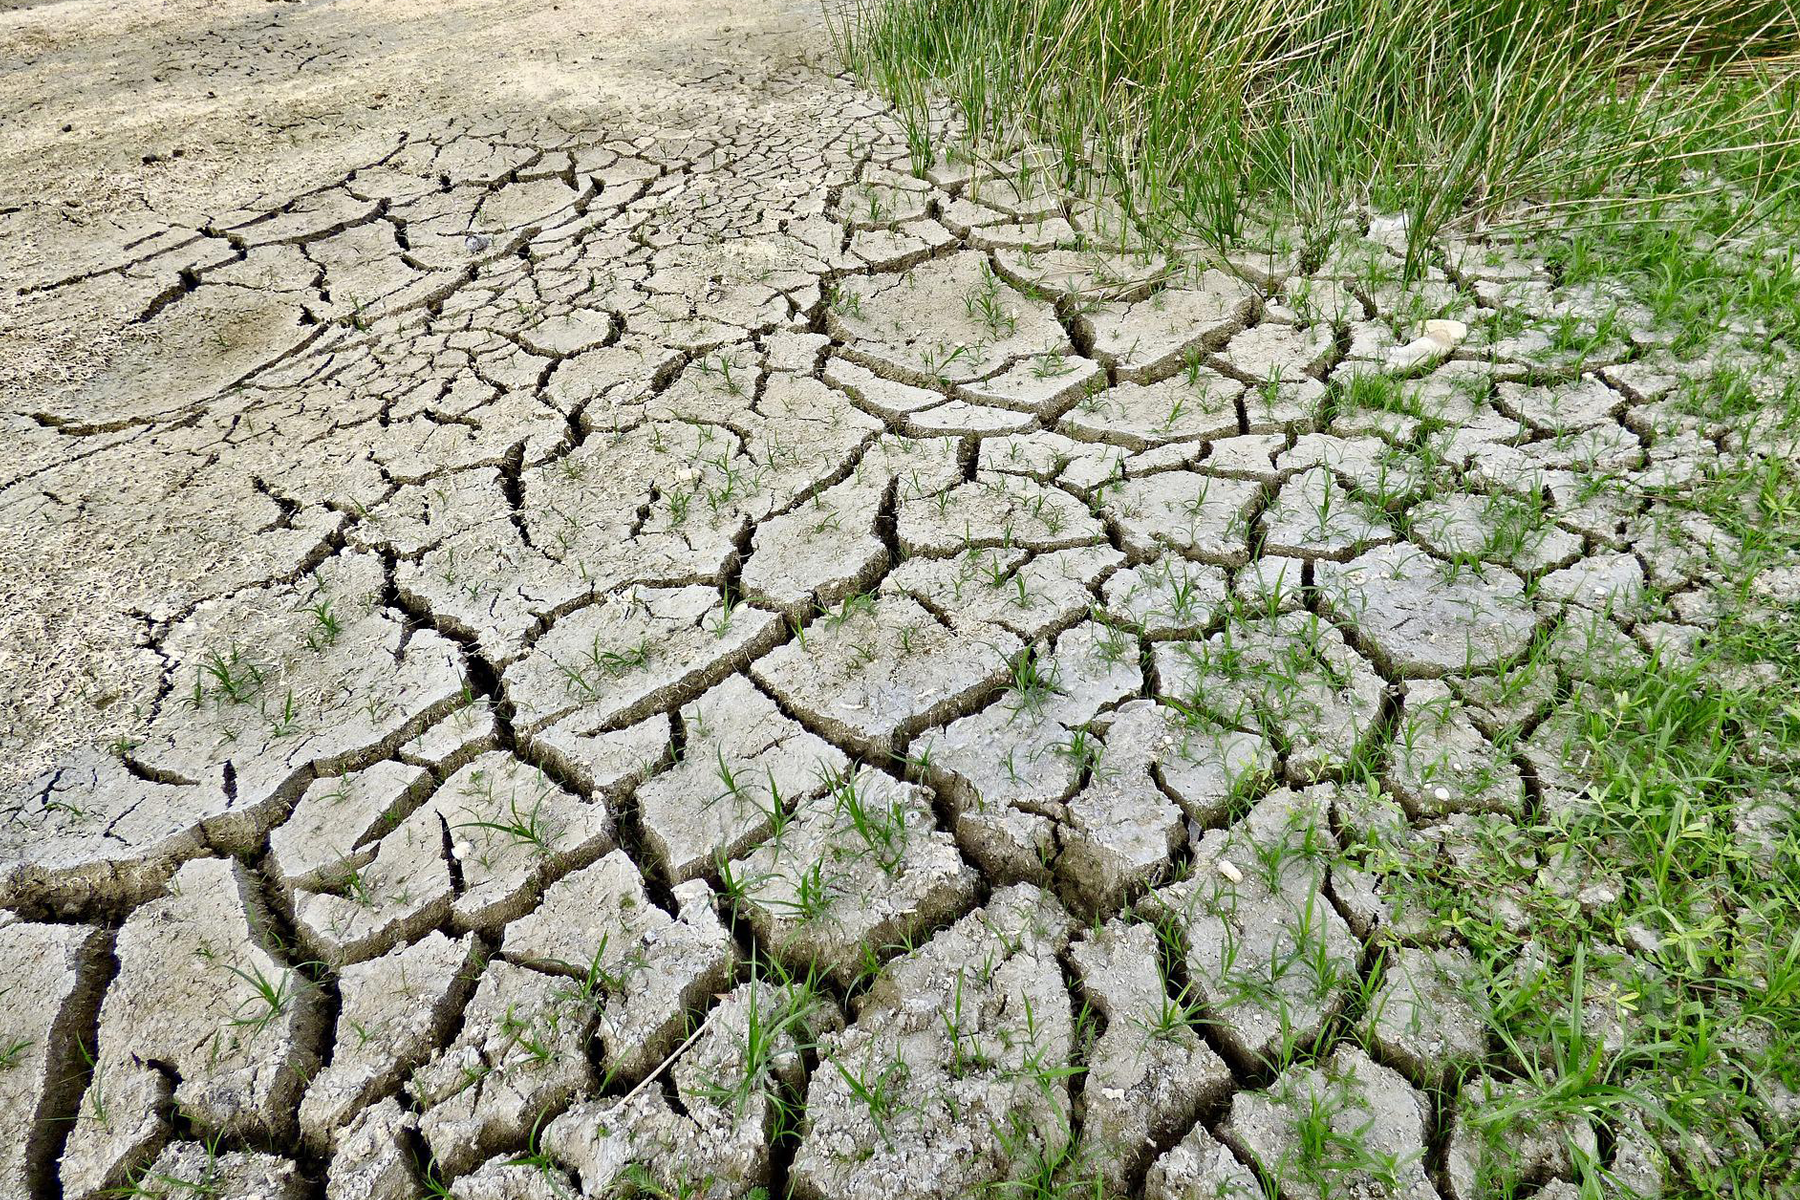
<box><xmin>1217</xmin><ymin>859</ymin><xmax>1243</xmax><ymax>884</ymax></box>
<box><xmin>1423</xmin><ymin>318</ymin><xmax>1468</xmax><ymax>346</ymax></box>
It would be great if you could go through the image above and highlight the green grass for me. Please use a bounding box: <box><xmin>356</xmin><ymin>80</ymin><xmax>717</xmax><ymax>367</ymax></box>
<box><xmin>1368</xmin><ymin>614</ymin><xmax>1800</xmax><ymax>1196</ymax></box>
<box><xmin>1353</xmin><ymin>207</ymin><xmax>1800</xmax><ymax>1193</ymax></box>
<box><xmin>834</xmin><ymin>0</ymin><xmax>1800</xmax><ymax>268</ymax></box>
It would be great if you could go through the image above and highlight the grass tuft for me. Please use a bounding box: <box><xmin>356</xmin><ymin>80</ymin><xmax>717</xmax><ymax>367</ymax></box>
<box><xmin>834</xmin><ymin>0</ymin><xmax>1800</xmax><ymax>268</ymax></box>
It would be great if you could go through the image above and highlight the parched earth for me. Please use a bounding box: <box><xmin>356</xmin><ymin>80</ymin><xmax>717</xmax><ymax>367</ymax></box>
<box><xmin>0</xmin><ymin>2</ymin><xmax>1776</xmax><ymax>1198</ymax></box>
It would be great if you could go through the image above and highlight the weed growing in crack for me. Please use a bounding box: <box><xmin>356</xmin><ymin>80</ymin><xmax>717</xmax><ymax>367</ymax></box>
<box><xmin>1004</xmin><ymin>645</ymin><xmax>1061</xmax><ymax>715</ymax></box>
<box><xmin>982</xmin><ymin>1108</ymin><xmax>1095</xmax><ymax>1199</ymax></box>
<box><xmin>829</xmin><ymin>1050</ymin><xmax>910</xmax><ymax>1144</ymax></box>
<box><xmin>828</xmin><ymin>768</ymin><xmax>909</xmax><ymax>874</ymax></box>
<box><xmin>192</xmin><ymin>647</ymin><xmax>264</xmax><ymax>707</ymax></box>
<box><xmin>1030</xmin><ymin>347</ymin><xmax>1074</xmax><ymax>378</ymax></box>
<box><xmin>820</xmin><ymin>591</ymin><xmax>877</xmax><ymax>631</ymax></box>
<box><xmin>561</xmin><ymin>634</ymin><xmax>654</xmax><ymax>696</ymax></box>
<box><xmin>218</xmin><ymin>959</ymin><xmax>299</xmax><ymax>1036</ymax></box>
<box><xmin>0</xmin><ymin>1030</ymin><xmax>30</xmax><ymax>1072</ymax></box>
<box><xmin>109</xmin><ymin>1132</ymin><xmax>232</xmax><ymax>1199</ymax></box>
<box><xmin>964</xmin><ymin>261</ymin><xmax>1019</xmax><ymax>339</ymax></box>
<box><xmin>303</xmin><ymin>598</ymin><xmax>342</xmax><ymax>650</ymax></box>
<box><xmin>697</xmin><ymin>962</ymin><xmax>828</xmax><ymax>1121</ymax></box>
<box><xmin>455</xmin><ymin>771</ymin><xmax>560</xmax><ymax>857</ymax></box>
<box><xmin>827</xmin><ymin>282</ymin><xmax>865</xmax><ymax>319</ymax></box>
<box><xmin>268</xmin><ymin>688</ymin><xmax>302</xmax><ymax>739</ymax></box>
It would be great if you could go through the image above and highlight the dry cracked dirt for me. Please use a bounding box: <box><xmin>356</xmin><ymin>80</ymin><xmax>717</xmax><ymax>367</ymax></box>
<box><xmin>0</xmin><ymin>1</ymin><xmax>1782</xmax><ymax>1198</ymax></box>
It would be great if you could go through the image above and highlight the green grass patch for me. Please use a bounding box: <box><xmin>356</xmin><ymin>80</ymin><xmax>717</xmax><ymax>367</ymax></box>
<box><xmin>834</xmin><ymin>0</ymin><xmax>1800</xmax><ymax>267</ymax></box>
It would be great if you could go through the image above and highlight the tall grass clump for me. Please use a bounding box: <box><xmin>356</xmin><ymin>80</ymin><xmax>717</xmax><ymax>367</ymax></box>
<box><xmin>833</xmin><ymin>0</ymin><xmax>1800</xmax><ymax>266</ymax></box>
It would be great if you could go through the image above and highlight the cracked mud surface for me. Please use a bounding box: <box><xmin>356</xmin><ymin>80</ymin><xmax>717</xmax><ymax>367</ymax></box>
<box><xmin>0</xmin><ymin>1</ymin><xmax>1772</xmax><ymax>1197</ymax></box>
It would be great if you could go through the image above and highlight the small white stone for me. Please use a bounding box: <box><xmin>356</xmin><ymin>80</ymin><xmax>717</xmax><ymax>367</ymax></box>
<box><xmin>1217</xmin><ymin>859</ymin><xmax>1242</xmax><ymax>884</ymax></box>
<box><xmin>1432</xmin><ymin>786</ymin><xmax>1451</xmax><ymax>803</ymax></box>
<box><xmin>1388</xmin><ymin>336</ymin><xmax>1444</xmax><ymax>370</ymax></box>
<box><xmin>1424</xmin><ymin>318</ymin><xmax>1468</xmax><ymax>346</ymax></box>
<box><xmin>452</xmin><ymin>841</ymin><xmax>471</xmax><ymax>859</ymax></box>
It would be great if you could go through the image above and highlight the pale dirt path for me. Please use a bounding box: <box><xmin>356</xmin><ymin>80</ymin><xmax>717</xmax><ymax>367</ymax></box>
<box><xmin>1</xmin><ymin>0</ymin><xmax>828</xmax><ymax>385</ymax></box>
<box><xmin>0</xmin><ymin>0</ymin><xmax>829</xmax><ymax>789</ymax></box>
